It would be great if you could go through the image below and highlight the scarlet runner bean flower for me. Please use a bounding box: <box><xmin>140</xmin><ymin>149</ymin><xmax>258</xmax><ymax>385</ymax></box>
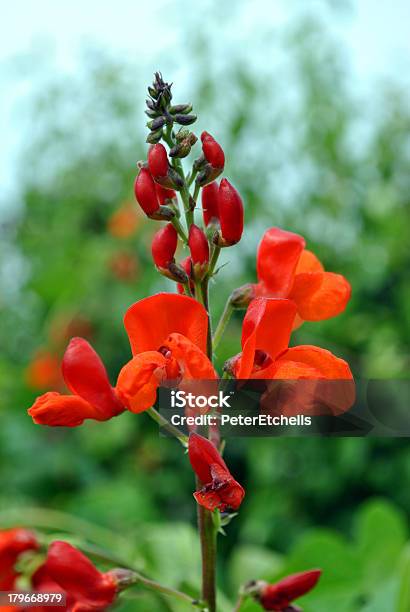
<box><xmin>155</xmin><ymin>183</ymin><xmax>176</xmax><ymax>206</ymax></box>
<box><xmin>0</xmin><ymin>528</ymin><xmax>39</xmax><ymax>590</ymax></box>
<box><xmin>107</xmin><ymin>202</ymin><xmax>140</xmax><ymax>239</ymax></box>
<box><xmin>201</xmin><ymin>132</ymin><xmax>225</xmax><ymax>170</ymax></box>
<box><xmin>28</xmin><ymin>338</ymin><xmax>124</xmax><ymax>427</ymax></box>
<box><xmin>151</xmin><ymin>223</ymin><xmax>188</xmax><ymax>283</ymax></box>
<box><xmin>188</xmin><ymin>433</ymin><xmax>245</xmax><ymax>512</ymax></box>
<box><xmin>227</xmin><ymin>297</ymin><xmax>354</xmax><ymax>408</ymax></box>
<box><xmin>250</xmin><ymin>569</ymin><xmax>322</xmax><ymax>611</ymax></box>
<box><xmin>116</xmin><ymin>294</ymin><xmax>217</xmax><ymax>413</ymax></box>
<box><xmin>188</xmin><ymin>224</ymin><xmax>209</xmax><ymax>279</ymax></box>
<box><xmin>42</xmin><ymin>541</ymin><xmax>118</xmax><ymax>611</ymax></box>
<box><xmin>215</xmin><ymin>179</ymin><xmax>244</xmax><ymax>246</ymax></box>
<box><xmin>250</xmin><ymin>227</ymin><xmax>351</xmax><ymax>327</ymax></box>
<box><xmin>147</xmin><ymin>143</ymin><xmax>169</xmax><ymax>179</ymax></box>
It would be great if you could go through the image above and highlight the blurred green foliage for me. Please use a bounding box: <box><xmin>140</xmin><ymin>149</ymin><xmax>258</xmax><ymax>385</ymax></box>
<box><xmin>0</xmin><ymin>8</ymin><xmax>409</xmax><ymax>612</ymax></box>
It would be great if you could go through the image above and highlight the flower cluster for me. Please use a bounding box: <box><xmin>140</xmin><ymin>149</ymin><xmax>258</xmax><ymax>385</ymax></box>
<box><xmin>24</xmin><ymin>73</ymin><xmax>354</xmax><ymax>611</ymax></box>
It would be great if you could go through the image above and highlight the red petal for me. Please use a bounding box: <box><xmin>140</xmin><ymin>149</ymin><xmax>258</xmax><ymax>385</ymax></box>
<box><xmin>290</xmin><ymin>271</ymin><xmax>351</xmax><ymax>321</ymax></box>
<box><xmin>295</xmin><ymin>249</ymin><xmax>324</xmax><ymax>273</ymax></box>
<box><xmin>274</xmin><ymin>345</ymin><xmax>353</xmax><ymax>379</ymax></box>
<box><xmin>162</xmin><ymin>333</ymin><xmax>217</xmax><ymax>380</ymax></box>
<box><xmin>124</xmin><ymin>293</ymin><xmax>208</xmax><ymax>355</ymax></box>
<box><xmin>45</xmin><ymin>542</ymin><xmax>116</xmax><ymax>609</ymax></box>
<box><xmin>62</xmin><ymin>338</ymin><xmax>123</xmax><ymax>418</ymax></box>
<box><xmin>256</xmin><ymin>227</ymin><xmax>305</xmax><ymax>296</ymax></box>
<box><xmin>188</xmin><ymin>433</ymin><xmax>228</xmax><ymax>484</ymax></box>
<box><xmin>116</xmin><ymin>352</ymin><xmax>166</xmax><ymax>413</ymax></box>
<box><xmin>236</xmin><ymin>298</ymin><xmax>297</xmax><ymax>379</ymax></box>
<box><xmin>260</xmin><ymin>569</ymin><xmax>322</xmax><ymax>609</ymax></box>
<box><xmin>28</xmin><ymin>392</ymin><xmax>103</xmax><ymax>427</ymax></box>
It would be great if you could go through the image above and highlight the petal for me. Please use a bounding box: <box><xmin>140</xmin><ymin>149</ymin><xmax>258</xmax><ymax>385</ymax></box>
<box><xmin>62</xmin><ymin>338</ymin><xmax>123</xmax><ymax>418</ymax></box>
<box><xmin>188</xmin><ymin>433</ymin><xmax>228</xmax><ymax>484</ymax></box>
<box><xmin>295</xmin><ymin>249</ymin><xmax>324</xmax><ymax>274</ymax></box>
<box><xmin>194</xmin><ymin>464</ymin><xmax>245</xmax><ymax>512</ymax></box>
<box><xmin>162</xmin><ymin>333</ymin><xmax>217</xmax><ymax>380</ymax></box>
<box><xmin>116</xmin><ymin>352</ymin><xmax>167</xmax><ymax>413</ymax></box>
<box><xmin>290</xmin><ymin>272</ymin><xmax>351</xmax><ymax>321</ymax></box>
<box><xmin>236</xmin><ymin>298</ymin><xmax>297</xmax><ymax>379</ymax></box>
<box><xmin>45</xmin><ymin>542</ymin><xmax>116</xmax><ymax>608</ymax></box>
<box><xmin>124</xmin><ymin>293</ymin><xmax>208</xmax><ymax>355</ymax></box>
<box><xmin>256</xmin><ymin>227</ymin><xmax>305</xmax><ymax>296</ymax></box>
<box><xmin>28</xmin><ymin>392</ymin><xmax>102</xmax><ymax>427</ymax></box>
<box><xmin>275</xmin><ymin>346</ymin><xmax>353</xmax><ymax>379</ymax></box>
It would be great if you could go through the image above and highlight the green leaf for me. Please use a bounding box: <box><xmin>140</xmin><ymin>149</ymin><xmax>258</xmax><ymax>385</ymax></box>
<box><xmin>397</xmin><ymin>544</ymin><xmax>410</xmax><ymax>612</ymax></box>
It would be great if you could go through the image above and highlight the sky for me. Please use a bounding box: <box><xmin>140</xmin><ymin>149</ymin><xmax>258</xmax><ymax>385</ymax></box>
<box><xmin>1</xmin><ymin>0</ymin><xmax>409</xmax><ymax>198</ymax></box>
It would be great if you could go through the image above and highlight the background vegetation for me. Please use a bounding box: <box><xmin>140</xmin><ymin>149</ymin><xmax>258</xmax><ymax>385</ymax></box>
<box><xmin>0</xmin><ymin>3</ymin><xmax>409</xmax><ymax>610</ymax></box>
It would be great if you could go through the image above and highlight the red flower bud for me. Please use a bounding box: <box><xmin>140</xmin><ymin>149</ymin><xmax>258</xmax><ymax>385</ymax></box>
<box><xmin>188</xmin><ymin>433</ymin><xmax>245</xmax><ymax>512</ymax></box>
<box><xmin>189</xmin><ymin>224</ymin><xmax>209</xmax><ymax>266</ymax></box>
<box><xmin>148</xmin><ymin>143</ymin><xmax>169</xmax><ymax>178</ymax></box>
<box><xmin>151</xmin><ymin>223</ymin><xmax>178</xmax><ymax>269</ymax></box>
<box><xmin>155</xmin><ymin>183</ymin><xmax>176</xmax><ymax>205</ymax></box>
<box><xmin>201</xmin><ymin>131</ymin><xmax>225</xmax><ymax>169</ymax></box>
<box><xmin>45</xmin><ymin>541</ymin><xmax>117</xmax><ymax>611</ymax></box>
<box><xmin>134</xmin><ymin>168</ymin><xmax>160</xmax><ymax>215</ymax></box>
<box><xmin>202</xmin><ymin>181</ymin><xmax>220</xmax><ymax>226</ymax></box>
<box><xmin>218</xmin><ymin>178</ymin><xmax>244</xmax><ymax>245</ymax></box>
<box><xmin>0</xmin><ymin>528</ymin><xmax>39</xmax><ymax>590</ymax></box>
<box><xmin>259</xmin><ymin>570</ymin><xmax>322</xmax><ymax>610</ymax></box>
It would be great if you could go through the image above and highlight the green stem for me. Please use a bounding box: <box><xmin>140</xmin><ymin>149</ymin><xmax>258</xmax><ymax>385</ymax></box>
<box><xmin>122</xmin><ymin>571</ymin><xmax>203</xmax><ymax>607</ymax></box>
<box><xmin>197</xmin><ymin>480</ymin><xmax>217</xmax><ymax>612</ymax></box>
<box><xmin>212</xmin><ymin>299</ymin><xmax>233</xmax><ymax>352</ymax></box>
<box><xmin>233</xmin><ymin>593</ymin><xmax>246</xmax><ymax>612</ymax></box>
<box><xmin>201</xmin><ymin>277</ymin><xmax>212</xmax><ymax>359</ymax></box>
<box><xmin>192</xmin><ymin>182</ymin><xmax>200</xmax><ymax>203</ymax></box>
<box><xmin>146</xmin><ymin>407</ymin><xmax>188</xmax><ymax>447</ymax></box>
<box><xmin>208</xmin><ymin>246</ymin><xmax>221</xmax><ymax>277</ymax></box>
<box><xmin>171</xmin><ymin>216</ymin><xmax>188</xmax><ymax>243</ymax></box>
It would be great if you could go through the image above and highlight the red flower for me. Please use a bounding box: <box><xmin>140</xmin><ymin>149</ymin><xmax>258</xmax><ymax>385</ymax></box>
<box><xmin>218</xmin><ymin>179</ymin><xmax>244</xmax><ymax>246</ymax></box>
<box><xmin>258</xmin><ymin>569</ymin><xmax>322</xmax><ymax>611</ymax></box>
<box><xmin>152</xmin><ymin>223</ymin><xmax>178</xmax><ymax>270</ymax></box>
<box><xmin>229</xmin><ymin>297</ymin><xmax>354</xmax><ymax>415</ymax></box>
<box><xmin>44</xmin><ymin>541</ymin><xmax>117</xmax><ymax>611</ymax></box>
<box><xmin>25</xmin><ymin>350</ymin><xmax>63</xmax><ymax>390</ymax></box>
<box><xmin>0</xmin><ymin>528</ymin><xmax>38</xmax><ymax>590</ymax></box>
<box><xmin>254</xmin><ymin>227</ymin><xmax>351</xmax><ymax>326</ymax></box>
<box><xmin>107</xmin><ymin>202</ymin><xmax>140</xmax><ymax>239</ymax></box>
<box><xmin>134</xmin><ymin>168</ymin><xmax>160</xmax><ymax>216</ymax></box>
<box><xmin>201</xmin><ymin>132</ymin><xmax>225</xmax><ymax>169</ymax></box>
<box><xmin>117</xmin><ymin>294</ymin><xmax>216</xmax><ymax>413</ymax></box>
<box><xmin>28</xmin><ymin>338</ymin><xmax>124</xmax><ymax>427</ymax></box>
<box><xmin>202</xmin><ymin>181</ymin><xmax>219</xmax><ymax>226</ymax></box>
<box><xmin>188</xmin><ymin>224</ymin><xmax>209</xmax><ymax>279</ymax></box>
<box><xmin>148</xmin><ymin>143</ymin><xmax>169</xmax><ymax>179</ymax></box>
<box><xmin>188</xmin><ymin>433</ymin><xmax>245</xmax><ymax>512</ymax></box>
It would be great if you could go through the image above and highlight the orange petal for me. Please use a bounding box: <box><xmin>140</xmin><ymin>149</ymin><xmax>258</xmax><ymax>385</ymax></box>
<box><xmin>162</xmin><ymin>333</ymin><xmax>217</xmax><ymax>380</ymax></box>
<box><xmin>124</xmin><ymin>293</ymin><xmax>208</xmax><ymax>355</ymax></box>
<box><xmin>275</xmin><ymin>346</ymin><xmax>353</xmax><ymax>379</ymax></box>
<box><xmin>256</xmin><ymin>228</ymin><xmax>305</xmax><ymax>296</ymax></box>
<box><xmin>27</xmin><ymin>392</ymin><xmax>101</xmax><ymax>427</ymax></box>
<box><xmin>290</xmin><ymin>272</ymin><xmax>351</xmax><ymax>321</ymax></box>
<box><xmin>116</xmin><ymin>351</ymin><xmax>167</xmax><ymax>413</ymax></box>
<box><xmin>295</xmin><ymin>249</ymin><xmax>324</xmax><ymax>274</ymax></box>
<box><xmin>236</xmin><ymin>298</ymin><xmax>297</xmax><ymax>379</ymax></box>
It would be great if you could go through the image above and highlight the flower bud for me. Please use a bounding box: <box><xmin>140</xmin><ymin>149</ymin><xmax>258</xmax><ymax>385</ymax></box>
<box><xmin>201</xmin><ymin>131</ymin><xmax>225</xmax><ymax>169</ymax></box>
<box><xmin>202</xmin><ymin>181</ymin><xmax>220</xmax><ymax>226</ymax></box>
<box><xmin>229</xmin><ymin>283</ymin><xmax>255</xmax><ymax>308</ymax></box>
<box><xmin>147</xmin><ymin>116</ymin><xmax>166</xmax><ymax>130</ymax></box>
<box><xmin>249</xmin><ymin>570</ymin><xmax>322</xmax><ymax>611</ymax></box>
<box><xmin>134</xmin><ymin>168</ymin><xmax>160</xmax><ymax>216</ymax></box>
<box><xmin>175</xmin><ymin>113</ymin><xmax>197</xmax><ymax>125</ymax></box>
<box><xmin>148</xmin><ymin>143</ymin><xmax>169</xmax><ymax>179</ymax></box>
<box><xmin>215</xmin><ymin>179</ymin><xmax>244</xmax><ymax>246</ymax></box>
<box><xmin>188</xmin><ymin>225</ymin><xmax>209</xmax><ymax>279</ymax></box>
<box><xmin>146</xmin><ymin>129</ymin><xmax>163</xmax><ymax>144</ymax></box>
<box><xmin>169</xmin><ymin>103</ymin><xmax>193</xmax><ymax>115</ymax></box>
<box><xmin>152</xmin><ymin>223</ymin><xmax>178</xmax><ymax>269</ymax></box>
